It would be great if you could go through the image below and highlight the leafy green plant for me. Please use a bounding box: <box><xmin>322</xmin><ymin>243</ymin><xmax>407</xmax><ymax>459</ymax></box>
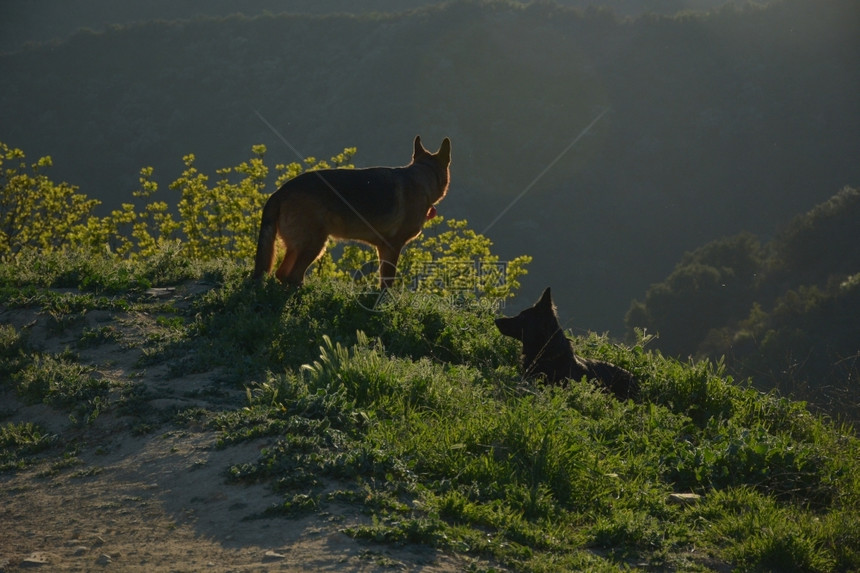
<box><xmin>0</xmin><ymin>323</ymin><xmax>32</xmax><ymax>382</ymax></box>
<box><xmin>14</xmin><ymin>353</ymin><xmax>110</xmax><ymax>424</ymax></box>
<box><xmin>319</xmin><ymin>217</ymin><xmax>533</xmax><ymax>301</ymax></box>
<box><xmin>0</xmin><ymin>142</ymin><xmax>100</xmax><ymax>259</ymax></box>
<box><xmin>72</xmin><ymin>145</ymin><xmax>354</xmax><ymax>261</ymax></box>
<box><xmin>0</xmin><ymin>422</ymin><xmax>58</xmax><ymax>471</ymax></box>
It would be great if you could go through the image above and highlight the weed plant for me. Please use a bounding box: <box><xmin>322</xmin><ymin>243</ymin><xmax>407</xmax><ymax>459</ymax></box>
<box><xmin>0</xmin><ymin>422</ymin><xmax>57</xmax><ymax>471</ymax></box>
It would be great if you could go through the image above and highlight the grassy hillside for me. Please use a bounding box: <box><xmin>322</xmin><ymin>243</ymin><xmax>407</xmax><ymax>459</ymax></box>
<box><xmin>2</xmin><ymin>249</ymin><xmax>859</xmax><ymax>571</ymax></box>
<box><xmin>2</xmin><ymin>0</ymin><xmax>858</xmax><ymax>334</ymax></box>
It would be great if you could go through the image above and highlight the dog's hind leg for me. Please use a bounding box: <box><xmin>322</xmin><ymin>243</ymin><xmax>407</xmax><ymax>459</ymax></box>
<box><xmin>280</xmin><ymin>236</ymin><xmax>328</xmax><ymax>286</ymax></box>
<box><xmin>274</xmin><ymin>248</ymin><xmax>299</xmax><ymax>285</ymax></box>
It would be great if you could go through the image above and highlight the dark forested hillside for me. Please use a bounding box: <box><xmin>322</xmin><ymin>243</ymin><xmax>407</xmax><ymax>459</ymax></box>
<box><xmin>627</xmin><ymin>186</ymin><xmax>860</xmax><ymax>421</ymax></box>
<box><xmin>0</xmin><ymin>0</ymin><xmax>766</xmax><ymax>52</ymax></box>
<box><xmin>1</xmin><ymin>0</ymin><xmax>858</xmax><ymax>334</ymax></box>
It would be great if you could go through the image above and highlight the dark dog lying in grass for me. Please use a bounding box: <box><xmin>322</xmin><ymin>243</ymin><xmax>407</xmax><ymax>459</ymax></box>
<box><xmin>495</xmin><ymin>287</ymin><xmax>639</xmax><ymax>401</ymax></box>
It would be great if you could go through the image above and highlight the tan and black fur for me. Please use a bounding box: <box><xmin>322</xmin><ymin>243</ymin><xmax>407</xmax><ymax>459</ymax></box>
<box><xmin>253</xmin><ymin>136</ymin><xmax>451</xmax><ymax>288</ymax></box>
<box><xmin>495</xmin><ymin>287</ymin><xmax>639</xmax><ymax>401</ymax></box>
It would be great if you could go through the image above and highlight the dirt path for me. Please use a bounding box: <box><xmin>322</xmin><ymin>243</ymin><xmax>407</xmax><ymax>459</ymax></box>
<box><xmin>2</xmin><ymin>419</ymin><xmax>463</xmax><ymax>571</ymax></box>
<box><xmin>0</xmin><ymin>289</ymin><xmax>486</xmax><ymax>572</ymax></box>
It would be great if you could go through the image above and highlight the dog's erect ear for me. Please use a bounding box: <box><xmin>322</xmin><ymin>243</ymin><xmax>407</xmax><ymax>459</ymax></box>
<box><xmin>413</xmin><ymin>135</ymin><xmax>427</xmax><ymax>159</ymax></box>
<box><xmin>537</xmin><ymin>287</ymin><xmax>553</xmax><ymax>307</ymax></box>
<box><xmin>437</xmin><ymin>138</ymin><xmax>451</xmax><ymax>164</ymax></box>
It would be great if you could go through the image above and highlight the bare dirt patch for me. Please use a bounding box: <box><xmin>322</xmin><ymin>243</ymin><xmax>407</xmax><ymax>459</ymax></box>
<box><xmin>0</xmin><ymin>290</ymin><xmax>489</xmax><ymax>572</ymax></box>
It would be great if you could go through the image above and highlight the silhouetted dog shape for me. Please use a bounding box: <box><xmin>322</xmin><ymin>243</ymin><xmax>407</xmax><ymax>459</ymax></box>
<box><xmin>495</xmin><ymin>287</ymin><xmax>639</xmax><ymax>401</ymax></box>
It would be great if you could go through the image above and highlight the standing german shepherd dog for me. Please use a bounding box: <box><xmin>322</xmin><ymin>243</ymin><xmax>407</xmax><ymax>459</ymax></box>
<box><xmin>253</xmin><ymin>136</ymin><xmax>451</xmax><ymax>288</ymax></box>
<box><xmin>495</xmin><ymin>287</ymin><xmax>639</xmax><ymax>401</ymax></box>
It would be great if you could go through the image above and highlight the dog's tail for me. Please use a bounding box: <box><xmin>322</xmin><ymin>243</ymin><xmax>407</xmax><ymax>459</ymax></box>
<box><xmin>252</xmin><ymin>198</ymin><xmax>279</xmax><ymax>282</ymax></box>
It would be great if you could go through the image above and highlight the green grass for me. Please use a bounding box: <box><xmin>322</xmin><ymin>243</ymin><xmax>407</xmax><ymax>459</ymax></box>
<box><xmin>2</xmin><ymin>337</ymin><xmax>111</xmax><ymax>425</ymax></box>
<box><xmin>1</xmin><ymin>249</ymin><xmax>859</xmax><ymax>571</ymax></box>
<box><xmin>0</xmin><ymin>422</ymin><xmax>58</xmax><ymax>471</ymax></box>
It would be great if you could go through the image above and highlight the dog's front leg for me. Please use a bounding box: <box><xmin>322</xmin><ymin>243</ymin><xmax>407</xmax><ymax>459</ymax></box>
<box><xmin>376</xmin><ymin>243</ymin><xmax>403</xmax><ymax>289</ymax></box>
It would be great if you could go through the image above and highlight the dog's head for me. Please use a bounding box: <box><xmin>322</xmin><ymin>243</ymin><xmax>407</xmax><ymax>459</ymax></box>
<box><xmin>494</xmin><ymin>287</ymin><xmax>562</xmax><ymax>348</ymax></box>
<box><xmin>412</xmin><ymin>135</ymin><xmax>451</xmax><ymax>202</ymax></box>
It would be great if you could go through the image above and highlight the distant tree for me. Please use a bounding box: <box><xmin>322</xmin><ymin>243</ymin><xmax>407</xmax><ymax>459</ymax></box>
<box><xmin>627</xmin><ymin>188</ymin><xmax>860</xmax><ymax>420</ymax></box>
<box><xmin>626</xmin><ymin>232</ymin><xmax>763</xmax><ymax>356</ymax></box>
<box><xmin>712</xmin><ymin>275</ymin><xmax>860</xmax><ymax>419</ymax></box>
<box><xmin>765</xmin><ymin>186</ymin><xmax>860</xmax><ymax>289</ymax></box>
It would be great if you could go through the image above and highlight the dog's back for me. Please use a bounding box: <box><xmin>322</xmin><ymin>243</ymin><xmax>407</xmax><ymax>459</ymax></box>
<box><xmin>573</xmin><ymin>355</ymin><xmax>639</xmax><ymax>401</ymax></box>
<box><xmin>495</xmin><ymin>287</ymin><xmax>638</xmax><ymax>401</ymax></box>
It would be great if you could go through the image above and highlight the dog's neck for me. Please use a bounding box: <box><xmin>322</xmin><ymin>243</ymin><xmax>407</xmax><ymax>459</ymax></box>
<box><xmin>412</xmin><ymin>159</ymin><xmax>449</xmax><ymax>202</ymax></box>
<box><xmin>524</xmin><ymin>326</ymin><xmax>574</xmax><ymax>372</ymax></box>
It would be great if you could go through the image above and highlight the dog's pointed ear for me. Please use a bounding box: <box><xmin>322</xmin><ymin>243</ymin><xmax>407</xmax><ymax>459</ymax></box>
<box><xmin>538</xmin><ymin>287</ymin><xmax>553</xmax><ymax>307</ymax></box>
<box><xmin>438</xmin><ymin>138</ymin><xmax>451</xmax><ymax>163</ymax></box>
<box><xmin>413</xmin><ymin>135</ymin><xmax>426</xmax><ymax>159</ymax></box>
